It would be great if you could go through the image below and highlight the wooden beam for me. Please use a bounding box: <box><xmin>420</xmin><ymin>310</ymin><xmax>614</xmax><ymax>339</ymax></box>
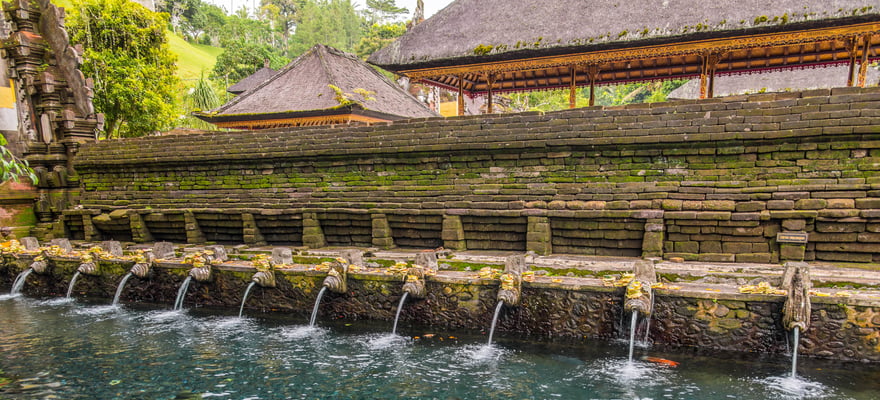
<box><xmin>858</xmin><ymin>35</ymin><xmax>872</xmax><ymax>87</ymax></box>
<box><xmin>846</xmin><ymin>37</ymin><xmax>858</xmax><ymax>87</ymax></box>
<box><xmin>569</xmin><ymin>66</ymin><xmax>577</xmax><ymax>109</ymax></box>
<box><xmin>587</xmin><ymin>65</ymin><xmax>599</xmax><ymax>107</ymax></box>
<box><xmin>457</xmin><ymin>74</ymin><xmax>465</xmax><ymax>116</ymax></box>
<box><xmin>485</xmin><ymin>73</ymin><xmax>496</xmax><ymax>114</ymax></box>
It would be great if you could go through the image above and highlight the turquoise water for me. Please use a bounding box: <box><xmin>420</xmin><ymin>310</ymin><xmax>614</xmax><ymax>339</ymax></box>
<box><xmin>0</xmin><ymin>296</ymin><xmax>878</xmax><ymax>400</ymax></box>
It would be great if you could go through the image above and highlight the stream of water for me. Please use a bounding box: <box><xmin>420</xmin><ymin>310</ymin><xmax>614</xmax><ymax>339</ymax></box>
<box><xmin>65</xmin><ymin>271</ymin><xmax>81</xmax><ymax>299</ymax></box>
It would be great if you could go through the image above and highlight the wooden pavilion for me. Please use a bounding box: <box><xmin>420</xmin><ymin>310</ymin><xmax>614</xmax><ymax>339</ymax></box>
<box><xmin>368</xmin><ymin>0</ymin><xmax>880</xmax><ymax>114</ymax></box>
<box><xmin>195</xmin><ymin>44</ymin><xmax>437</xmax><ymax>129</ymax></box>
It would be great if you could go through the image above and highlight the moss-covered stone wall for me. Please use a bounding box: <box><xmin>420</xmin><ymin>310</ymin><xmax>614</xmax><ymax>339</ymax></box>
<box><xmin>69</xmin><ymin>87</ymin><xmax>880</xmax><ymax>262</ymax></box>
<box><xmin>2</xmin><ymin>255</ymin><xmax>878</xmax><ymax>362</ymax></box>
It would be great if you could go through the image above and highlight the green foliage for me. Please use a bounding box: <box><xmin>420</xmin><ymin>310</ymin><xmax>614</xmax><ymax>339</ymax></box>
<box><xmin>212</xmin><ymin>41</ymin><xmax>287</xmax><ymax>83</ymax></box>
<box><xmin>288</xmin><ymin>0</ymin><xmax>364</xmax><ymax>56</ymax></box>
<box><xmin>0</xmin><ymin>134</ymin><xmax>37</xmax><ymax>184</ymax></box>
<box><xmin>68</xmin><ymin>0</ymin><xmax>180</xmax><ymax>138</ymax></box>
<box><xmin>354</xmin><ymin>22</ymin><xmax>405</xmax><ymax>58</ymax></box>
<box><xmin>177</xmin><ymin>72</ymin><xmax>222</xmax><ymax>130</ymax></box>
<box><xmin>364</xmin><ymin>0</ymin><xmax>408</xmax><ymax>24</ymax></box>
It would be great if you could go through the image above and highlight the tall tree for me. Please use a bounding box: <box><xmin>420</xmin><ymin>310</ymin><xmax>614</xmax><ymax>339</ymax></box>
<box><xmin>364</xmin><ymin>0</ymin><xmax>407</xmax><ymax>24</ymax></box>
<box><xmin>68</xmin><ymin>0</ymin><xmax>179</xmax><ymax>138</ymax></box>
<box><xmin>212</xmin><ymin>41</ymin><xmax>287</xmax><ymax>83</ymax></box>
<box><xmin>354</xmin><ymin>22</ymin><xmax>405</xmax><ymax>59</ymax></box>
<box><xmin>288</xmin><ymin>0</ymin><xmax>363</xmax><ymax>56</ymax></box>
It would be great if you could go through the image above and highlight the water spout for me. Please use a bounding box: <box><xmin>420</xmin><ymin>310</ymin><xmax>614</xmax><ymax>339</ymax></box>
<box><xmin>791</xmin><ymin>326</ymin><xmax>800</xmax><ymax>378</ymax></box>
<box><xmin>628</xmin><ymin>311</ymin><xmax>639</xmax><ymax>362</ymax></box>
<box><xmin>173</xmin><ymin>276</ymin><xmax>193</xmax><ymax>311</ymax></box>
<box><xmin>624</xmin><ymin>260</ymin><xmax>656</xmax><ymax>316</ymax></box>
<box><xmin>497</xmin><ymin>254</ymin><xmax>525</xmax><ymax>306</ymax></box>
<box><xmin>112</xmin><ymin>272</ymin><xmax>134</xmax><ymax>306</ymax></box>
<box><xmin>402</xmin><ymin>266</ymin><xmax>427</xmax><ymax>299</ymax></box>
<box><xmin>487</xmin><ymin>300</ymin><xmax>504</xmax><ymax>345</ymax></box>
<box><xmin>392</xmin><ymin>292</ymin><xmax>409</xmax><ymax>335</ymax></box>
<box><xmin>10</xmin><ymin>268</ymin><xmax>33</xmax><ymax>296</ymax></box>
<box><xmin>239</xmin><ymin>281</ymin><xmax>257</xmax><ymax>318</ymax></box>
<box><xmin>782</xmin><ymin>262</ymin><xmax>811</xmax><ymax>332</ymax></box>
<box><xmin>322</xmin><ymin>261</ymin><xmax>348</xmax><ymax>294</ymax></box>
<box><xmin>309</xmin><ymin>287</ymin><xmax>328</xmax><ymax>327</ymax></box>
<box><xmin>66</xmin><ymin>271</ymin><xmax>81</xmax><ymax>299</ymax></box>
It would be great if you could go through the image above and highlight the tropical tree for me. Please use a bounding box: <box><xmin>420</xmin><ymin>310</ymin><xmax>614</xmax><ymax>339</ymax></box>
<box><xmin>212</xmin><ymin>41</ymin><xmax>287</xmax><ymax>83</ymax></box>
<box><xmin>288</xmin><ymin>0</ymin><xmax>363</xmax><ymax>56</ymax></box>
<box><xmin>354</xmin><ymin>22</ymin><xmax>405</xmax><ymax>58</ymax></box>
<box><xmin>363</xmin><ymin>0</ymin><xmax>407</xmax><ymax>24</ymax></box>
<box><xmin>68</xmin><ymin>0</ymin><xmax>179</xmax><ymax>138</ymax></box>
<box><xmin>0</xmin><ymin>135</ymin><xmax>36</xmax><ymax>183</ymax></box>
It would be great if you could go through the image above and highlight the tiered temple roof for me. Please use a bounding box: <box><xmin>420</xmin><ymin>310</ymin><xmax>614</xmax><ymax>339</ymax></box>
<box><xmin>369</xmin><ymin>0</ymin><xmax>880</xmax><ymax>112</ymax></box>
<box><xmin>197</xmin><ymin>45</ymin><xmax>437</xmax><ymax>129</ymax></box>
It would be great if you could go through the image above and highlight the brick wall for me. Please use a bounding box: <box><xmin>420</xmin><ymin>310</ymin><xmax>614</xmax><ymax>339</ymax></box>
<box><xmin>71</xmin><ymin>87</ymin><xmax>880</xmax><ymax>262</ymax></box>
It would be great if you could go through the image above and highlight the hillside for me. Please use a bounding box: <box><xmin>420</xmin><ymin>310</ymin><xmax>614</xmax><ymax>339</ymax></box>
<box><xmin>167</xmin><ymin>33</ymin><xmax>223</xmax><ymax>80</ymax></box>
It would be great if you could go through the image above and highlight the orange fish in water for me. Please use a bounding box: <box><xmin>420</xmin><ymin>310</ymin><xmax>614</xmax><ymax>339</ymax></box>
<box><xmin>642</xmin><ymin>356</ymin><xmax>679</xmax><ymax>367</ymax></box>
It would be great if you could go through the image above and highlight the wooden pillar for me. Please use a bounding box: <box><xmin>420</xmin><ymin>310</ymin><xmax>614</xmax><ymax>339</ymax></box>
<box><xmin>858</xmin><ymin>35</ymin><xmax>872</xmax><ymax>88</ymax></box>
<box><xmin>485</xmin><ymin>73</ymin><xmax>496</xmax><ymax>114</ymax></box>
<box><xmin>457</xmin><ymin>74</ymin><xmax>465</xmax><ymax>116</ymax></box>
<box><xmin>846</xmin><ymin>37</ymin><xmax>859</xmax><ymax>87</ymax></box>
<box><xmin>587</xmin><ymin>65</ymin><xmax>600</xmax><ymax>107</ymax></box>
<box><xmin>569</xmin><ymin>66</ymin><xmax>577</xmax><ymax>109</ymax></box>
<box><xmin>699</xmin><ymin>53</ymin><xmax>719</xmax><ymax>99</ymax></box>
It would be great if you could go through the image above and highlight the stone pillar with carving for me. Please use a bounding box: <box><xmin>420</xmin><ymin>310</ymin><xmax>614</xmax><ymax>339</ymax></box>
<box><xmin>1</xmin><ymin>0</ymin><xmax>101</xmax><ymax>239</ymax></box>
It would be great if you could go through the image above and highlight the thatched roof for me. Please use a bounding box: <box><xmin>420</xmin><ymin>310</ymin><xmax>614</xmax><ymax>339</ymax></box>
<box><xmin>226</xmin><ymin>66</ymin><xmax>276</xmax><ymax>95</ymax></box>
<box><xmin>669</xmin><ymin>65</ymin><xmax>880</xmax><ymax>99</ymax></box>
<box><xmin>370</xmin><ymin>0</ymin><xmax>880</xmax><ymax>70</ymax></box>
<box><xmin>198</xmin><ymin>44</ymin><xmax>437</xmax><ymax>124</ymax></box>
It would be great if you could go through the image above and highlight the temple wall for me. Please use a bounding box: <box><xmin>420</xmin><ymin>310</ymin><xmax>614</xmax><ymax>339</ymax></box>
<box><xmin>70</xmin><ymin>87</ymin><xmax>880</xmax><ymax>263</ymax></box>
<box><xmin>2</xmin><ymin>255</ymin><xmax>877</xmax><ymax>362</ymax></box>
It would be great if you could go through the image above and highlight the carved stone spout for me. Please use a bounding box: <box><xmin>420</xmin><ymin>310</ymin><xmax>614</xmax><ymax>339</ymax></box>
<box><xmin>77</xmin><ymin>261</ymin><xmax>100</xmax><ymax>276</ymax></box>
<box><xmin>624</xmin><ymin>260</ymin><xmax>657</xmax><ymax>316</ymax></box>
<box><xmin>30</xmin><ymin>250</ymin><xmax>52</xmax><ymax>274</ymax></box>
<box><xmin>130</xmin><ymin>250</ymin><xmax>154</xmax><ymax>279</ymax></box>
<box><xmin>322</xmin><ymin>261</ymin><xmax>348</xmax><ymax>294</ymax></box>
<box><xmin>252</xmin><ymin>270</ymin><xmax>277</xmax><ymax>288</ymax></box>
<box><xmin>497</xmin><ymin>272</ymin><xmax>522</xmax><ymax>306</ymax></box>
<box><xmin>402</xmin><ymin>266</ymin><xmax>427</xmax><ymax>298</ymax></box>
<box><xmin>497</xmin><ymin>255</ymin><xmax>526</xmax><ymax>306</ymax></box>
<box><xmin>782</xmin><ymin>262</ymin><xmax>812</xmax><ymax>331</ymax></box>
<box><xmin>189</xmin><ymin>266</ymin><xmax>213</xmax><ymax>282</ymax></box>
<box><xmin>30</xmin><ymin>259</ymin><xmax>50</xmax><ymax>274</ymax></box>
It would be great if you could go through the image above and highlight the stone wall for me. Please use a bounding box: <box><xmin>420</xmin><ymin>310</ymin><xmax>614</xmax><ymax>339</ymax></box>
<box><xmin>70</xmin><ymin>87</ymin><xmax>880</xmax><ymax>263</ymax></box>
<box><xmin>2</xmin><ymin>256</ymin><xmax>878</xmax><ymax>362</ymax></box>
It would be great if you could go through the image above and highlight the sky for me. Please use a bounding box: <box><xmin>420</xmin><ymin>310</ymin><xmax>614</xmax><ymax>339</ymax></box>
<box><xmin>203</xmin><ymin>0</ymin><xmax>454</xmax><ymax>20</ymax></box>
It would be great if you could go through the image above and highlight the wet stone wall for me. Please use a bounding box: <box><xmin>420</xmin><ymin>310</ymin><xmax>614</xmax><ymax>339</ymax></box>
<box><xmin>2</xmin><ymin>256</ymin><xmax>877</xmax><ymax>362</ymax></box>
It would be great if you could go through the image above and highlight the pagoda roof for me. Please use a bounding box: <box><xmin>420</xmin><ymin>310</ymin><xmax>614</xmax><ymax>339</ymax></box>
<box><xmin>369</xmin><ymin>0</ymin><xmax>880</xmax><ymax>96</ymax></box>
<box><xmin>668</xmin><ymin>64</ymin><xmax>880</xmax><ymax>99</ymax></box>
<box><xmin>226</xmin><ymin>66</ymin><xmax>276</xmax><ymax>95</ymax></box>
<box><xmin>197</xmin><ymin>44</ymin><xmax>437</xmax><ymax>127</ymax></box>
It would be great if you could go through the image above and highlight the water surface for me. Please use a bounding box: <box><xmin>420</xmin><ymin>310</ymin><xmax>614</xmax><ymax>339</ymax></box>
<box><xmin>0</xmin><ymin>296</ymin><xmax>877</xmax><ymax>399</ymax></box>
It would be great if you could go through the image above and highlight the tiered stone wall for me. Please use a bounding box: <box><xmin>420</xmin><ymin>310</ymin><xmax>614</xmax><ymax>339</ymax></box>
<box><xmin>69</xmin><ymin>87</ymin><xmax>880</xmax><ymax>263</ymax></box>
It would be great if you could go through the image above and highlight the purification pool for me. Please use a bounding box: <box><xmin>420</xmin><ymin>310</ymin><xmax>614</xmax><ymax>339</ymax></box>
<box><xmin>0</xmin><ymin>294</ymin><xmax>877</xmax><ymax>400</ymax></box>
